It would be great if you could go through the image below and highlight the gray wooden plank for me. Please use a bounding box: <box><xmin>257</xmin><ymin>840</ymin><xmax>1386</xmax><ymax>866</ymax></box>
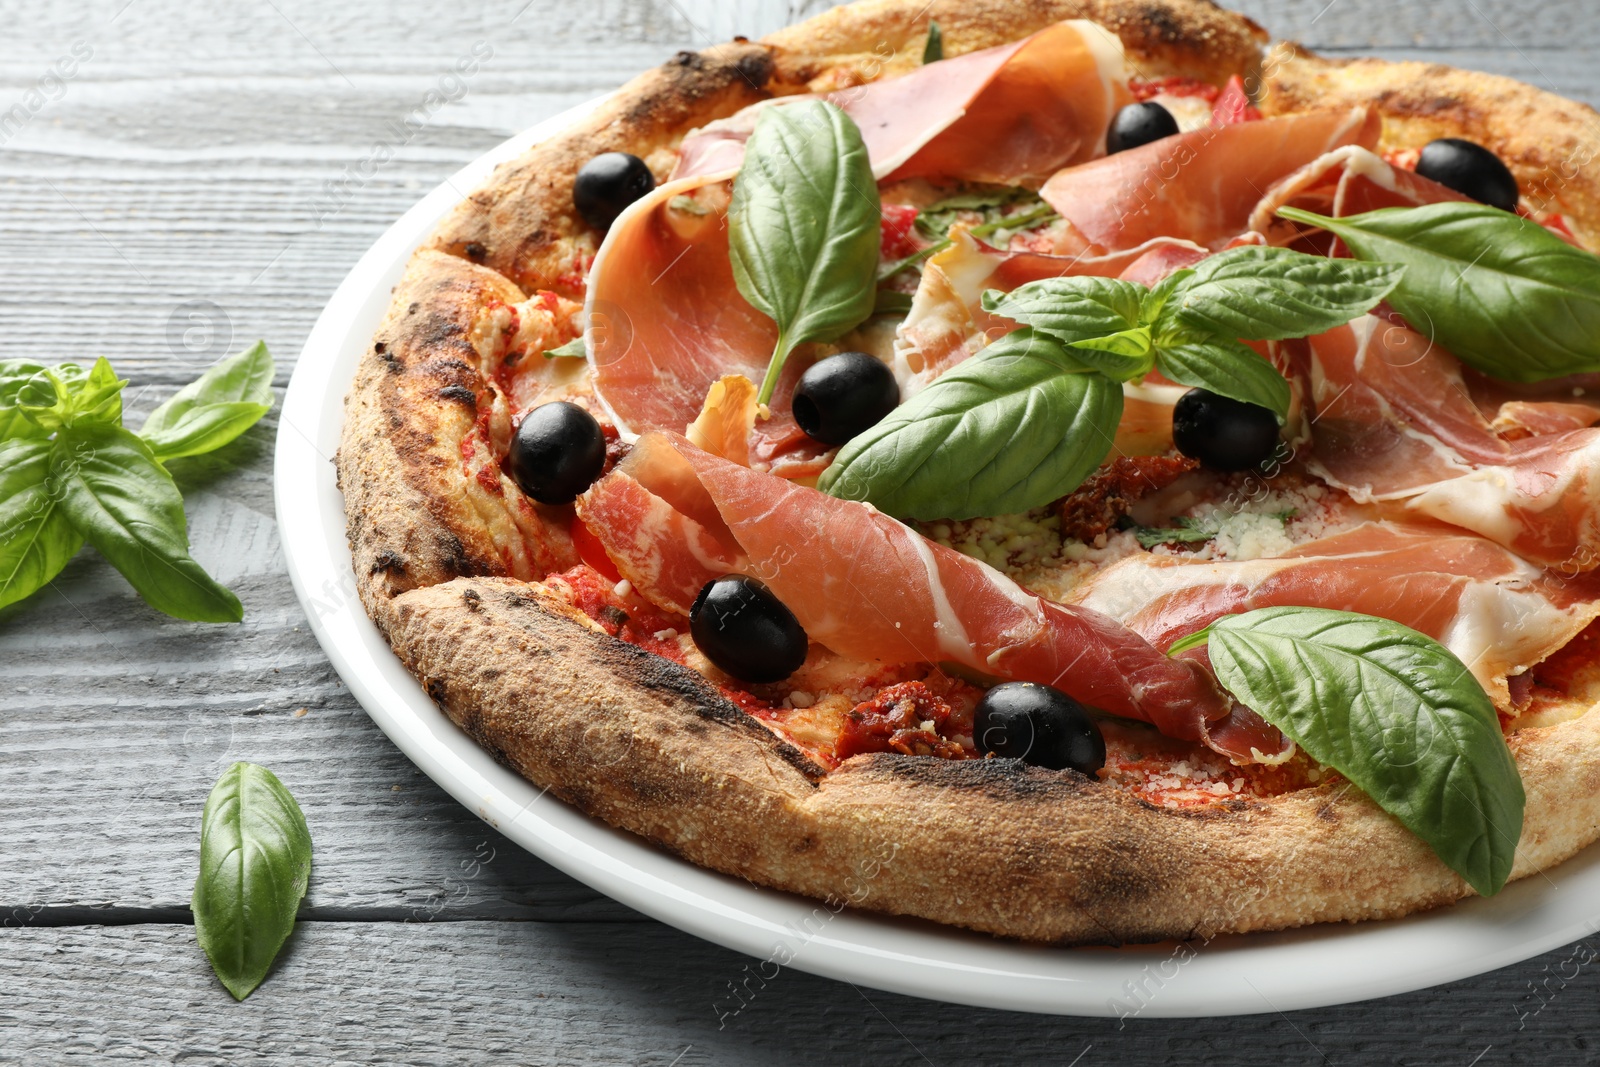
<box><xmin>4</xmin><ymin>921</ymin><xmax>1600</xmax><ymax>1066</ymax></box>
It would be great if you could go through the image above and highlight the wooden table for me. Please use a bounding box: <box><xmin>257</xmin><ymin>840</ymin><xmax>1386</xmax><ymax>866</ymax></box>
<box><xmin>5</xmin><ymin>1</ymin><xmax>1599</xmax><ymax>1062</ymax></box>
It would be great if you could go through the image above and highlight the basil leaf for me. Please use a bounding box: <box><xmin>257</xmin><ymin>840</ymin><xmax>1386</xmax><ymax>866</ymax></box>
<box><xmin>729</xmin><ymin>99</ymin><xmax>880</xmax><ymax>404</ymax></box>
<box><xmin>1069</xmin><ymin>326</ymin><xmax>1155</xmax><ymax>380</ymax></box>
<box><xmin>0</xmin><ymin>361</ymin><xmax>50</xmax><ymax>440</ymax></box>
<box><xmin>0</xmin><ymin>438</ymin><xmax>84</xmax><ymax>610</ymax></box>
<box><xmin>49</xmin><ymin>424</ymin><xmax>243</xmax><ymax>622</ymax></box>
<box><xmin>542</xmin><ymin>337</ymin><xmax>586</xmax><ymax>360</ymax></box>
<box><xmin>193</xmin><ymin>762</ymin><xmax>312</xmax><ymax>1000</ymax></box>
<box><xmin>818</xmin><ymin>329</ymin><xmax>1123</xmax><ymax>519</ymax></box>
<box><xmin>19</xmin><ymin>358</ymin><xmax>127</xmax><ymax>433</ymax></box>
<box><xmin>922</xmin><ymin>19</ymin><xmax>943</xmax><ymax>64</ymax></box>
<box><xmin>1278</xmin><ymin>202</ymin><xmax>1600</xmax><ymax>383</ymax></box>
<box><xmin>1204</xmin><ymin>606</ymin><xmax>1524</xmax><ymax>897</ymax></box>
<box><xmin>1153</xmin><ymin>338</ymin><xmax>1292</xmax><ymax>421</ymax></box>
<box><xmin>1160</xmin><ymin>245</ymin><xmax>1403</xmax><ymax>342</ymax></box>
<box><xmin>141</xmin><ymin>342</ymin><xmax>275</xmax><ymax>463</ymax></box>
<box><xmin>983</xmin><ymin>277</ymin><xmax>1146</xmax><ymax>344</ymax></box>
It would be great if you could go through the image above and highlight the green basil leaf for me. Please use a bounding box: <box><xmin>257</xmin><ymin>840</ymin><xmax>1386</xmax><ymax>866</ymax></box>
<box><xmin>193</xmin><ymin>762</ymin><xmax>312</xmax><ymax>1000</ymax></box>
<box><xmin>0</xmin><ymin>361</ymin><xmax>51</xmax><ymax>440</ymax></box>
<box><xmin>1153</xmin><ymin>338</ymin><xmax>1292</xmax><ymax>421</ymax></box>
<box><xmin>1139</xmin><ymin>269</ymin><xmax>1195</xmax><ymax>329</ymax></box>
<box><xmin>982</xmin><ymin>276</ymin><xmax>1145</xmax><ymax>341</ymax></box>
<box><xmin>913</xmin><ymin>188</ymin><xmax>1033</xmax><ymax>240</ymax></box>
<box><xmin>1204</xmin><ymin>606</ymin><xmax>1524</xmax><ymax>896</ymax></box>
<box><xmin>1160</xmin><ymin>244</ymin><xmax>1404</xmax><ymax>342</ymax></box>
<box><xmin>818</xmin><ymin>329</ymin><xmax>1123</xmax><ymax>519</ymax></box>
<box><xmin>1069</xmin><ymin>325</ymin><xmax>1155</xmax><ymax>380</ymax></box>
<box><xmin>542</xmin><ymin>337</ymin><xmax>586</xmax><ymax>360</ymax></box>
<box><xmin>1278</xmin><ymin>202</ymin><xmax>1600</xmax><ymax>382</ymax></box>
<box><xmin>0</xmin><ymin>438</ymin><xmax>84</xmax><ymax>610</ymax></box>
<box><xmin>873</xmin><ymin>289</ymin><xmax>914</xmax><ymax>317</ymax></box>
<box><xmin>49</xmin><ymin>424</ymin><xmax>243</xmax><ymax>622</ymax></box>
<box><xmin>922</xmin><ymin>19</ymin><xmax>943</xmax><ymax>64</ymax></box>
<box><xmin>140</xmin><ymin>342</ymin><xmax>274</xmax><ymax>462</ymax></box>
<box><xmin>19</xmin><ymin>358</ymin><xmax>128</xmax><ymax>433</ymax></box>
<box><xmin>729</xmin><ymin>99</ymin><xmax>880</xmax><ymax>404</ymax></box>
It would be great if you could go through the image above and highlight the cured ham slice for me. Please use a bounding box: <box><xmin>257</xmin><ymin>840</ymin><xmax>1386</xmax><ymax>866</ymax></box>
<box><xmin>672</xmin><ymin>20</ymin><xmax>1129</xmax><ymax>184</ymax></box>
<box><xmin>1297</xmin><ymin>316</ymin><xmax>1600</xmax><ymax>569</ymax></box>
<box><xmin>1073</xmin><ymin>521</ymin><xmax>1600</xmax><ymax>705</ymax></box>
<box><xmin>576</xmin><ymin>433</ymin><xmax>1292</xmax><ymax>761</ymax></box>
<box><xmin>1038</xmin><ymin>107</ymin><xmax>1380</xmax><ymax>253</ymax></box>
<box><xmin>1247</xmin><ymin>145</ymin><xmax>1471</xmax><ymax>245</ymax></box>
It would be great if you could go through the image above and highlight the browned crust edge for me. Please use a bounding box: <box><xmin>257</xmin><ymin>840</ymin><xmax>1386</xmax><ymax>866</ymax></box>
<box><xmin>337</xmin><ymin>0</ymin><xmax>1600</xmax><ymax>944</ymax></box>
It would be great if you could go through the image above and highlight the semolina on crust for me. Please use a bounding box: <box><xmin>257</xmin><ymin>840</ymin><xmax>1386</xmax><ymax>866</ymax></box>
<box><xmin>339</xmin><ymin>0</ymin><xmax>1600</xmax><ymax>944</ymax></box>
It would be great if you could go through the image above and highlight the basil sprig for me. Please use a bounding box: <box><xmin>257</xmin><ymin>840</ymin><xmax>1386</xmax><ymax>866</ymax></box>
<box><xmin>818</xmin><ymin>329</ymin><xmax>1122</xmax><ymax>519</ymax></box>
<box><xmin>194</xmin><ymin>762</ymin><xmax>313</xmax><ymax>1000</ymax></box>
<box><xmin>823</xmin><ymin>246</ymin><xmax>1398</xmax><ymax>519</ymax></box>
<box><xmin>1278</xmin><ymin>202</ymin><xmax>1600</xmax><ymax>383</ymax></box>
<box><xmin>1171</xmin><ymin>607</ymin><xmax>1524</xmax><ymax>896</ymax></box>
<box><xmin>0</xmin><ymin>344</ymin><xmax>274</xmax><ymax>620</ymax></box>
<box><xmin>729</xmin><ymin>99</ymin><xmax>880</xmax><ymax>405</ymax></box>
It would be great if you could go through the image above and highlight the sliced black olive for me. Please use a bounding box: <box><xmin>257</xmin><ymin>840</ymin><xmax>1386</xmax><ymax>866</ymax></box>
<box><xmin>792</xmin><ymin>351</ymin><xmax>900</xmax><ymax>446</ymax></box>
<box><xmin>1171</xmin><ymin>388</ymin><xmax>1280</xmax><ymax>472</ymax></box>
<box><xmin>573</xmin><ymin>152</ymin><xmax>656</xmax><ymax>231</ymax></box>
<box><xmin>1106</xmin><ymin>101</ymin><xmax>1180</xmax><ymax>155</ymax></box>
<box><xmin>508</xmin><ymin>401</ymin><xmax>606</xmax><ymax>505</ymax></box>
<box><xmin>973</xmin><ymin>682</ymin><xmax>1105</xmax><ymax>774</ymax></box>
<box><xmin>689</xmin><ymin>575</ymin><xmax>809</xmax><ymax>683</ymax></box>
<box><xmin>1416</xmin><ymin>138</ymin><xmax>1519</xmax><ymax>213</ymax></box>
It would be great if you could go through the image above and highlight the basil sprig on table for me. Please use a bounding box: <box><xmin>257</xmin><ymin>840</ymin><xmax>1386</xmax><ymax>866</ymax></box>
<box><xmin>1278</xmin><ymin>201</ymin><xmax>1600</xmax><ymax>382</ymax></box>
<box><xmin>194</xmin><ymin>762</ymin><xmax>313</xmax><ymax>1000</ymax></box>
<box><xmin>0</xmin><ymin>343</ymin><xmax>274</xmax><ymax>620</ymax></box>
<box><xmin>820</xmin><ymin>246</ymin><xmax>1401</xmax><ymax>520</ymax></box>
<box><xmin>729</xmin><ymin>99</ymin><xmax>881</xmax><ymax>405</ymax></box>
<box><xmin>1169</xmin><ymin>607</ymin><xmax>1524</xmax><ymax>896</ymax></box>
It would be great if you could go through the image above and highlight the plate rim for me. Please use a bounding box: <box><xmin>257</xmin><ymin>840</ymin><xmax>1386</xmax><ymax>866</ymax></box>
<box><xmin>272</xmin><ymin>94</ymin><xmax>1600</xmax><ymax>1019</ymax></box>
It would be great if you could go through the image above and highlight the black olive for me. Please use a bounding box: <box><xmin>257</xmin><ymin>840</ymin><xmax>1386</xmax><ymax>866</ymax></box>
<box><xmin>508</xmin><ymin>401</ymin><xmax>607</xmax><ymax>505</ymax></box>
<box><xmin>973</xmin><ymin>682</ymin><xmax>1105</xmax><ymax>774</ymax></box>
<box><xmin>792</xmin><ymin>352</ymin><xmax>900</xmax><ymax>446</ymax></box>
<box><xmin>573</xmin><ymin>152</ymin><xmax>656</xmax><ymax>231</ymax></box>
<box><xmin>1416</xmin><ymin>138</ymin><xmax>1519</xmax><ymax>213</ymax></box>
<box><xmin>1171</xmin><ymin>388</ymin><xmax>1280</xmax><ymax>472</ymax></box>
<box><xmin>689</xmin><ymin>575</ymin><xmax>809</xmax><ymax>683</ymax></box>
<box><xmin>1106</xmin><ymin>102</ymin><xmax>1180</xmax><ymax>155</ymax></box>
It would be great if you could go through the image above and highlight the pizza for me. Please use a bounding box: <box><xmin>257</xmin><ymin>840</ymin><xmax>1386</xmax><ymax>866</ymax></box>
<box><xmin>336</xmin><ymin>0</ymin><xmax>1600</xmax><ymax>945</ymax></box>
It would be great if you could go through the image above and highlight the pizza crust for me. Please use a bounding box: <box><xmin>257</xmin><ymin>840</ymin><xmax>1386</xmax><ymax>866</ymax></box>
<box><xmin>337</xmin><ymin>0</ymin><xmax>1600</xmax><ymax>944</ymax></box>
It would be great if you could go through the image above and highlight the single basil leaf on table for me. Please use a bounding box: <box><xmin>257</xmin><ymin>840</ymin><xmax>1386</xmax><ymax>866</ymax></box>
<box><xmin>818</xmin><ymin>328</ymin><xmax>1124</xmax><ymax>520</ymax></box>
<box><xmin>48</xmin><ymin>424</ymin><xmax>243</xmax><ymax>622</ymax></box>
<box><xmin>1196</xmin><ymin>606</ymin><xmax>1524</xmax><ymax>897</ymax></box>
<box><xmin>18</xmin><ymin>357</ymin><xmax>128</xmax><ymax>433</ymax></box>
<box><xmin>0</xmin><ymin>360</ymin><xmax>51</xmax><ymax>440</ymax></box>
<box><xmin>922</xmin><ymin>19</ymin><xmax>943</xmax><ymax>63</ymax></box>
<box><xmin>1277</xmin><ymin>202</ymin><xmax>1600</xmax><ymax>382</ymax></box>
<box><xmin>140</xmin><ymin>341</ymin><xmax>275</xmax><ymax>462</ymax></box>
<box><xmin>1158</xmin><ymin>244</ymin><xmax>1403</xmax><ymax>342</ymax></box>
<box><xmin>728</xmin><ymin>99</ymin><xmax>880</xmax><ymax>404</ymax></box>
<box><xmin>0</xmin><ymin>437</ymin><xmax>85</xmax><ymax>611</ymax></box>
<box><xmin>1153</xmin><ymin>337</ymin><xmax>1292</xmax><ymax>421</ymax></box>
<box><xmin>193</xmin><ymin>761</ymin><xmax>313</xmax><ymax>1000</ymax></box>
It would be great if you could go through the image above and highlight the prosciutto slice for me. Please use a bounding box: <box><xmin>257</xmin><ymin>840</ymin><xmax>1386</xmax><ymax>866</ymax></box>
<box><xmin>1298</xmin><ymin>316</ymin><xmax>1600</xmax><ymax>569</ymax></box>
<box><xmin>672</xmin><ymin>20</ymin><xmax>1129</xmax><ymax>184</ymax></box>
<box><xmin>1038</xmin><ymin>106</ymin><xmax>1381</xmax><ymax>253</ymax></box>
<box><xmin>1247</xmin><ymin>144</ymin><xmax>1471</xmax><ymax>244</ymax></box>
<box><xmin>1073</xmin><ymin>521</ymin><xmax>1600</xmax><ymax>705</ymax></box>
<box><xmin>575</xmin><ymin>433</ymin><xmax>1295</xmax><ymax>761</ymax></box>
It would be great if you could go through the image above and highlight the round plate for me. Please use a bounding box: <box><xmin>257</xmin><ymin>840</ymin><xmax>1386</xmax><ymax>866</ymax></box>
<box><xmin>273</xmin><ymin>97</ymin><xmax>1600</xmax><ymax>1018</ymax></box>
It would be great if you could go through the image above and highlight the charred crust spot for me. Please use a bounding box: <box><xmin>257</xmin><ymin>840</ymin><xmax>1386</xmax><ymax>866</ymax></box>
<box><xmin>597</xmin><ymin>604</ymin><xmax>629</xmax><ymax>629</ymax></box>
<box><xmin>426</xmin><ymin>677</ymin><xmax>447</xmax><ymax>704</ymax></box>
<box><xmin>735</xmin><ymin>50</ymin><xmax>773</xmax><ymax>88</ymax></box>
<box><xmin>438</xmin><ymin>533</ymin><xmax>487</xmax><ymax>577</ymax></box>
<box><xmin>1137</xmin><ymin>2</ymin><xmax>1185</xmax><ymax>44</ymax></box>
<box><xmin>407</xmin><ymin>301</ymin><xmax>420</xmax><ymax>315</ymax></box>
<box><xmin>371</xmin><ymin>550</ymin><xmax>406</xmax><ymax>577</ymax></box>
<box><xmin>464</xmin><ymin>241</ymin><xmax>488</xmax><ymax>263</ymax></box>
<box><xmin>670</xmin><ymin>50</ymin><xmax>699</xmax><ymax>68</ymax></box>
<box><xmin>374</xmin><ymin>341</ymin><xmax>387</xmax><ymax>354</ymax></box>
<box><xmin>438</xmin><ymin>384</ymin><xmax>478</xmax><ymax>407</ymax></box>
<box><xmin>867</xmin><ymin>754</ymin><xmax>1096</xmax><ymax>800</ymax></box>
<box><xmin>462</xmin><ymin>587</ymin><xmax>482</xmax><ymax>610</ymax></box>
<box><xmin>1316</xmin><ymin>802</ymin><xmax>1339</xmax><ymax>823</ymax></box>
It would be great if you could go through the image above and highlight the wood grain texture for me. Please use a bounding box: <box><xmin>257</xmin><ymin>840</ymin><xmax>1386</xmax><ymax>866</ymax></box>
<box><xmin>5</xmin><ymin>0</ymin><xmax>1600</xmax><ymax>1062</ymax></box>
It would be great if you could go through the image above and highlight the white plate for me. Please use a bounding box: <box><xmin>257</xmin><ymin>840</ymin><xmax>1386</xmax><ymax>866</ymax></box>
<box><xmin>274</xmin><ymin>97</ymin><xmax>1600</xmax><ymax>1018</ymax></box>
